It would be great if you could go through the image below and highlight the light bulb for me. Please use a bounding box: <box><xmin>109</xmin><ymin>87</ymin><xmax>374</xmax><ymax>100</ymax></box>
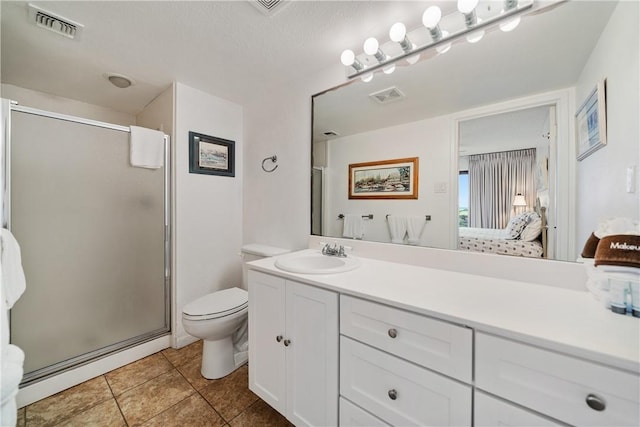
<box><xmin>389</xmin><ymin>23</ymin><xmax>406</xmax><ymax>43</ymax></box>
<box><xmin>466</xmin><ymin>30</ymin><xmax>485</xmax><ymax>43</ymax></box>
<box><xmin>422</xmin><ymin>6</ymin><xmax>442</xmax><ymax>29</ymax></box>
<box><xmin>383</xmin><ymin>64</ymin><xmax>396</xmax><ymax>74</ymax></box>
<box><xmin>457</xmin><ymin>0</ymin><xmax>479</xmax><ymax>14</ymax></box>
<box><xmin>499</xmin><ymin>16</ymin><xmax>521</xmax><ymax>32</ymax></box>
<box><xmin>361</xmin><ymin>72</ymin><xmax>373</xmax><ymax>83</ymax></box>
<box><xmin>436</xmin><ymin>31</ymin><xmax>452</xmax><ymax>54</ymax></box>
<box><xmin>340</xmin><ymin>49</ymin><xmax>355</xmax><ymax>66</ymax></box>
<box><xmin>363</xmin><ymin>37</ymin><xmax>379</xmax><ymax>56</ymax></box>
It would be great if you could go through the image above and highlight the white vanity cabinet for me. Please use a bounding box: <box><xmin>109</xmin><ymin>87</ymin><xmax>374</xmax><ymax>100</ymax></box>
<box><xmin>339</xmin><ymin>295</ymin><xmax>473</xmax><ymax>426</ymax></box>
<box><xmin>247</xmin><ymin>270</ymin><xmax>339</xmax><ymax>427</ymax></box>
<box><xmin>475</xmin><ymin>332</ymin><xmax>640</xmax><ymax>427</ymax></box>
<box><xmin>474</xmin><ymin>391</ymin><xmax>565</xmax><ymax>427</ymax></box>
<box><xmin>247</xmin><ymin>252</ymin><xmax>640</xmax><ymax>427</ymax></box>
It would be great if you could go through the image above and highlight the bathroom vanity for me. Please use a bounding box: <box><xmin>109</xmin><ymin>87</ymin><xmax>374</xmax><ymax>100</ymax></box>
<box><xmin>247</xmin><ymin>250</ymin><xmax>640</xmax><ymax>427</ymax></box>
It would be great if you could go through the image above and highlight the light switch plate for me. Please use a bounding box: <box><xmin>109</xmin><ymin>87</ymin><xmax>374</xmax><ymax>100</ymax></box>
<box><xmin>627</xmin><ymin>166</ymin><xmax>636</xmax><ymax>193</ymax></box>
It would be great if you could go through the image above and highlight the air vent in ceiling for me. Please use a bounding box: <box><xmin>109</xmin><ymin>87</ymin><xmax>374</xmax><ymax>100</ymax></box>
<box><xmin>249</xmin><ymin>0</ymin><xmax>290</xmax><ymax>16</ymax></box>
<box><xmin>28</xmin><ymin>4</ymin><xmax>84</xmax><ymax>39</ymax></box>
<box><xmin>369</xmin><ymin>87</ymin><xmax>406</xmax><ymax>104</ymax></box>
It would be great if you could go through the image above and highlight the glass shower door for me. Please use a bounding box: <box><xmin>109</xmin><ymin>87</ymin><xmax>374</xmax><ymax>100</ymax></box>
<box><xmin>9</xmin><ymin>110</ymin><xmax>169</xmax><ymax>383</ymax></box>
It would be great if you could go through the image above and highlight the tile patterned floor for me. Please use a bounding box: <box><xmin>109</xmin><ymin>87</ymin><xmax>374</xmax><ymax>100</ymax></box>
<box><xmin>17</xmin><ymin>341</ymin><xmax>293</xmax><ymax>427</ymax></box>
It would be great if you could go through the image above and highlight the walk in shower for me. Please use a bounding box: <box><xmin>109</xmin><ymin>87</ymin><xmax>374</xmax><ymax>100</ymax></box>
<box><xmin>1</xmin><ymin>100</ymin><xmax>171</xmax><ymax>385</ymax></box>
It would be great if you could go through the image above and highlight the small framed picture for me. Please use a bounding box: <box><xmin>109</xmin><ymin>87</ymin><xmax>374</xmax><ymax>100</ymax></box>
<box><xmin>576</xmin><ymin>79</ymin><xmax>607</xmax><ymax>161</ymax></box>
<box><xmin>348</xmin><ymin>157</ymin><xmax>419</xmax><ymax>199</ymax></box>
<box><xmin>189</xmin><ymin>131</ymin><xmax>235</xmax><ymax>177</ymax></box>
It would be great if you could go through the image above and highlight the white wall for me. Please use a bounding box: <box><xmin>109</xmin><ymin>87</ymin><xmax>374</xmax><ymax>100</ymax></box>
<box><xmin>243</xmin><ymin>69</ymin><xmax>344</xmax><ymax>252</ymax></box>
<box><xmin>324</xmin><ymin>115</ymin><xmax>452</xmax><ymax>249</ymax></box>
<box><xmin>575</xmin><ymin>1</ymin><xmax>640</xmax><ymax>249</ymax></box>
<box><xmin>174</xmin><ymin>82</ymin><xmax>244</xmax><ymax>347</ymax></box>
<box><xmin>1</xmin><ymin>84</ymin><xmax>135</xmax><ymax>126</ymax></box>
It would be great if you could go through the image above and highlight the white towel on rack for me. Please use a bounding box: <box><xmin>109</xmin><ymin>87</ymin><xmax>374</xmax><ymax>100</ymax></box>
<box><xmin>130</xmin><ymin>126</ymin><xmax>165</xmax><ymax>169</ymax></box>
<box><xmin>387</xmin><ymin>215</ymin><xmax>407</xmax><ymax>244</ymax></box>
<box><xmin>406</xmin><ymin>216</ymin><xmax>426</xmax><ymax>245</ymax></box>
<box><xmin>343</xmin><ymin>214</ymin><xmax>365</xmax><ymax>239</ymax></box>
<box><xmin>0</xmin><ymin>228</ymin><xmax>26</xmax><ymax>310</ymax></box>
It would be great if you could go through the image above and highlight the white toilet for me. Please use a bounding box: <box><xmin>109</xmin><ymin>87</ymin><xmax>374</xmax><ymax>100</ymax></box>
<box><xmin>182</xmin><ymin>244</ymin><xmax>289</xmax><ymax>379</ymax></box>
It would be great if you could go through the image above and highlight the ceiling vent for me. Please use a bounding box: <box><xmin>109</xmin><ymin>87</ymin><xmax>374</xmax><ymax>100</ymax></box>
<box><xmin>369</xmin><ymin>87</ymin><xmax>406</xmax><ymax>104</ymax></box>
<box><xmin>28</xmin><ymin>4</ymin><xmax>84</xmax><ymax>40</ymax></box>
<box><xmin>249</xmin><ymin>0</ymin><xmax>291</xmax><ymax>16</ymax></box>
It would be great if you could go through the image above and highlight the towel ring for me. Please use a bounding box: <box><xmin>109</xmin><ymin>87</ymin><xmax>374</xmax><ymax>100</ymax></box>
<box><xmin>261</xmin><ymin>155</ymin><xmax>278</xmax><ymax>173</ymax></box>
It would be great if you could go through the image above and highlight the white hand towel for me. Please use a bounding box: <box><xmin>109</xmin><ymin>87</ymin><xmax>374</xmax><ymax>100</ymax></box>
<box><xmin>387</xmin><ymin>215</ymin><xmax>407</xmax><ymax>244</ymax></box>
<box><xmin>0</xmin><ymin>228</ymin><xmax>26</xmax><ymax>310</ymax></box>
<box><xmin>343</xmin><ymin>214</ymin><xmax>365</xmax><ymax>239</ymax></box>
<box><xmin>406</xmin><ymin>216</ymin><xmax>426</xmax><ymax>245</ymax></box>
<box><xmin>130</xmin><ymin>126</ymin><xmax>165</xmax><ymax>169</ymax></box>
<box><xmin>594</xmin><ymin>217</ymin><xmax>640</xmax><ymax>238</ymax></box>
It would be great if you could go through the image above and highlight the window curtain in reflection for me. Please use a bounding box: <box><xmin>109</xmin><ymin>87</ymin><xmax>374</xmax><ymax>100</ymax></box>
<box><xmin>468</xmin><ymin>148</ymin><xmax>536</xmax><ymax>229</ymax></box>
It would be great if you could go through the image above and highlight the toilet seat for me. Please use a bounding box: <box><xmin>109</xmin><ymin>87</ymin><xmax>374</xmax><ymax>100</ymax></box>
<box><xmin>183</xmin><ymin>288</ymin><xmax>248</xmax><ymax>321</ymax></box>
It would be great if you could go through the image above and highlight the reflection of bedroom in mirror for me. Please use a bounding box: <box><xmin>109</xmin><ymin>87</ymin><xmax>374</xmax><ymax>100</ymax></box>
<box><xmin>457</xmin><ymin>106</ymin><xmax>553</xmax><ymax>259</ymax></box>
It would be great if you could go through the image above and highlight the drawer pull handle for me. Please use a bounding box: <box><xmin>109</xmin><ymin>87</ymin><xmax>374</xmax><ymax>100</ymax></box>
<box><xmin>388</xmin><ymin>389</ymin><xmax>398</xmax><ymax>400</ymax></box>
<box><xmin>586</xmin><ymin>394</ymin><xmax>606</xmax><ymax>411</ymax></box>
<box><xmin>283</xmin><ymin>339</ymin><xmax>291</xmax><ymax>347</ymax></box>
<box><xmin>388</xmin><ymin>328</ymin><xmax>398</xmax><ymax>339</ymax></box>
<box><xmin>276</xmin><ymin>335</ymin><xmax>283</xmax><ymax>343</ymax></box>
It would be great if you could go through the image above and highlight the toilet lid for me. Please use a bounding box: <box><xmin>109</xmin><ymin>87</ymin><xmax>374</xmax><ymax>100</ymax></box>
<box><xmin>183</xmin><ymin>287</ymin><xmax>248</xmax><ymax>318</ymax></box>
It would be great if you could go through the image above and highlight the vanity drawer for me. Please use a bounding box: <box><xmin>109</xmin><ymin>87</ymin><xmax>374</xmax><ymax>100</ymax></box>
<box><xmin>474</xmin><ymin>391</ymin><xmax>564</xmax><ymax>426</ymax></box>
<box><xmin>340</xmin><ymin>295</ymin><xmax>472</xmax><ymax>382</ymax></box>
<box><xmin>339</xmin><ymin>397</ymin><xmax>390</xmax><ymax>427</ymax></box>
<box><xmin>476</xmin><ymin>332</ymin><xmax>640</xmax><ymax>427</ymax></box>
<box><xmin>340</xmin><ymin>336</ymin><xmax>472</xmax><ymax>426</ymax></box>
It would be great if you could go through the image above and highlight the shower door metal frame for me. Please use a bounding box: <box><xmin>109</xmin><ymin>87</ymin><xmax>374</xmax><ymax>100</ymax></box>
<box><xmin>1</xmin><ymin>99</ymin><xmax>172</xmax><ymax>385</ymax></box>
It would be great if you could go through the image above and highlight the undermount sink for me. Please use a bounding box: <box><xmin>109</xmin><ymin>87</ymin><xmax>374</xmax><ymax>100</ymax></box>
<box><xmin>275</xmin><ymin>251</ymin><xmax>361</xmax><ymax>274</ymax></box>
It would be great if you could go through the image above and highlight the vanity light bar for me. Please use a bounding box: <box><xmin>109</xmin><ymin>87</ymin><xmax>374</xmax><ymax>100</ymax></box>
<box><xmin>343</xmin><ymin>0</ymin><xmax>534</xmax><ymax>80</ymax></box>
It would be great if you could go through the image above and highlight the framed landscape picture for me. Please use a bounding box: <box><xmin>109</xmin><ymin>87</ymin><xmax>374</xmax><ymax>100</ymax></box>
<box><xmin>189</xmin><ymin>131</ymin><xmax>235</xmax><ymax>177</ymax></box>
<box><xmin>348</xmin><ymin>157</ymin><xmax>418</xmax><ymax>199</ymax></box>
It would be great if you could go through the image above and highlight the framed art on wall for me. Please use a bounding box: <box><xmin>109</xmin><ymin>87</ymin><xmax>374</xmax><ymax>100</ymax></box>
<box><xmin>189</xmin><ymin>131</ymin><xmax>235</xmax><ymax>176</ymax></box>
<box><xmin>576</xmin><ymin>79</ymin><xmax>607</xmax><ymax>161</ymax></box>
<box><xmin>348</xmin><ymin>157</ymin><xmax>418</xmax><ymax>199</ymax></box>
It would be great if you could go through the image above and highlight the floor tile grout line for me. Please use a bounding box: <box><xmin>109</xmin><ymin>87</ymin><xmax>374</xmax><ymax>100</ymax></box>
<box><xmin>104</xmin><ymin>373</ymin><xmax>130</xmax><ymax>427</ymax></box>
<box><xmin>35</xmin><ymin>375</ymin><xmax>118</xmax><ymax>427</ymax></box>
<box><xmin>171</xmin><ymin>355</ymin><xmax>231</xmax><ymax>424</ymax></box>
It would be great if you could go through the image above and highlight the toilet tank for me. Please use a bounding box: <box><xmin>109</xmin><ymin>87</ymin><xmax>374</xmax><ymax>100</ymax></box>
<box><xmin>240</xmin><ymin>244</ymin><xmax>290</xmax><ymax>289</ymax></box>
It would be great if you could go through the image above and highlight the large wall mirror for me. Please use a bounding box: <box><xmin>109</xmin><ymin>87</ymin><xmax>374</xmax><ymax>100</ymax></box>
<box><xmin>312</xmin><ymin>0</ymin><xmax>634</xmax><ymax>262</ymax></box>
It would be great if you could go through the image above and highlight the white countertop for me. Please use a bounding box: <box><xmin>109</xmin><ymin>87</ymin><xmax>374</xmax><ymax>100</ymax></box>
<box><xmin>248</xmin><ymin>249</ymin><xmax>640</xmax><ymax>374</ymax></box>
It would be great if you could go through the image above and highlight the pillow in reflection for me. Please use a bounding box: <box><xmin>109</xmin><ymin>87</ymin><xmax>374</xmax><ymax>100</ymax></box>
<box><xmin>521</xmin><ymin>216</ymin><xmax>542</xmax><ymax>241</ymax></box>
<box><xmin>506</xmin><ymin>213</ymin><xmax>530</xmax><ymax>239</ymax></box>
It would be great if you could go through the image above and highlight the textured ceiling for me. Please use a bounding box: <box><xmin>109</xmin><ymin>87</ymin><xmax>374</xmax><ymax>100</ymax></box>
<box><xmin>1</xmin><ymin>0</ymin><xmax>451</xmax><ymax>113</ymax></box>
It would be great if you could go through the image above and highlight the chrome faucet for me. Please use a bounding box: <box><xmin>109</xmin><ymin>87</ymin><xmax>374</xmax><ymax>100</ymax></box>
<box><xmin>322</xmin><ymin>243</ymin><xmax>347</xmax><ymax>258</ymax></box>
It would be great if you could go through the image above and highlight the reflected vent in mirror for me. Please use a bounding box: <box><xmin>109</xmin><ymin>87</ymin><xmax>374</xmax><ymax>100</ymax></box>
<box><xmin>369</xmin><ymin>87</ymin><xmax>405</xmax><ymax>104</ymax></box>
<box><xmin>249</xmin><ymin>0</ymin><xmax>290</xmax><ymax>16</ymax></box>
<box><xmin>28</xmin><ymin>4</ymin><xmax>84</xmax><ymax>39</ymax></box>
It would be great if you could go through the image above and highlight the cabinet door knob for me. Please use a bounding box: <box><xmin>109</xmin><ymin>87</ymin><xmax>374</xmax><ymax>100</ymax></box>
<box><xmin>388</xmin><ymin>328</ymin><xmax>398</xmax><ymax>338</ymax></box>
<box><xmin>388</xmin><ymin>389</ymin><xmax>398</xmax><ymax>400</ymax></box>
<box><xmin>275</xmin><ymin>335</ymin><xmax>283</xmax><ymax>343</ymax></box>
<box><xmin>283</xmin><ymin>339</ymin><xmax>291</xmax><ymax>347</ymax></box>
<box><xmin>586</xmin><ymin>394</ymin><xmax>606</xmax><ymax>411</ymax></box>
